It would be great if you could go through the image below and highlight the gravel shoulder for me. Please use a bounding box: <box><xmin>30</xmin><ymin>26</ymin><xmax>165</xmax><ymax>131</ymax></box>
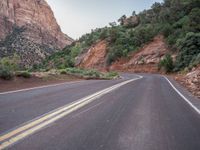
<box><xmin>0</xmin><ymin>74</ymin><xmax>82</xmax><ymax>92</ymax></box>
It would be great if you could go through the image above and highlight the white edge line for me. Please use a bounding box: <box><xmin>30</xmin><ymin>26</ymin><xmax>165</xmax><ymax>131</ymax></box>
<box><xmin>164</xmin><ymin>76</ymin><xmax>200</xmax><ymax>115</ymax></box>
<box><xmin>0</xmin><ymin>80</ymin><xmax>84</xmax><ymax>95</ymax></box>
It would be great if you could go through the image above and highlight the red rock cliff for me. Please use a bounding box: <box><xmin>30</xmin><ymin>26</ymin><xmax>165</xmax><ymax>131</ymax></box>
<box><xmin>0</xmin><ymin>0</ymin><xmax>73</xmax><ymax>67</ymax></box>
<box><xmin>0</xmin><ymin>0</ymin><xmax>73</xmax><ymax>48</ymax></box>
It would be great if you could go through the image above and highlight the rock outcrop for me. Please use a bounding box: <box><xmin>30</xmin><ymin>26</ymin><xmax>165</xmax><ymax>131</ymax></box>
<box><xmin>110</xmin><ymin>35</ymin><xmax>170</xmax><ymax>73</ymax></box>
<box><xmin>76</xmin><ymin>40</ymin><xmax>108</xmax><ymax>71</ymax></box>
<box><xmin>123</xmin><ymin>15</ymin><xmax>140</xmax><ymax>28</ymax></box>
<box><xmin>76</xmin><ymin>35</ymin><xmax>170</xmax><ymax>73</ymax></box>
<box><xmin>0</xmin><ymin>0</ymin><xmax>73</xmax><ymax>67</ymax></box>
<box><xmin>176</xmin><ymin>66</ymin><xmax>200</xmax><ymax>98</ymax></box>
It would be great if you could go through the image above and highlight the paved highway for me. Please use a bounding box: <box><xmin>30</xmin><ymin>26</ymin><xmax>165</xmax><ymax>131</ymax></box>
<box><xmin>0</xmin><ymin>73</ymin><xmax>200</xmax><ymax>150</ymax></box>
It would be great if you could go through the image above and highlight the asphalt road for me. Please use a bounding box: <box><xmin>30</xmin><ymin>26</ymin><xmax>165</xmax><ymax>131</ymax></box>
<box><xmin>0</xmin><ymin>73</ymin><xmax>200</xmax><ymax>150</ymax></box>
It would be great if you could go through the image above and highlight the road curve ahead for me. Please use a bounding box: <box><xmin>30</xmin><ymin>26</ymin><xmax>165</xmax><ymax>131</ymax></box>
<box><xmin>0</xmin><ymin>73</ymin><xmax>200</xmax><ymax>150</ymax></box>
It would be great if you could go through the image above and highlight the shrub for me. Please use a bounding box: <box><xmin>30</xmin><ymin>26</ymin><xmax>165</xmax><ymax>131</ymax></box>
<box><xmin>84</xmin><ymin>69</ymin><xmax>101</xmax><ymax>78</ymax></box>
<box><xmin>159</xmin><ymin>54</ymin><xmax>174</xmax><ymax>73</ymax></box>
<box><xmin>64</xmin><ymin>68</ymin><xmax>119</xmax><ymax>79</ymax></box>
<box><xmin>0</xmin><ymin>68</ymin><xmax>14</xmax><ymax>80</ymax></box>
<box><xmin>107</xmin><ymin>46</ymin><xmax>124</xmax><ymax>65</ymax></box>
<box><xmin>175</xmin><ymin>32</ymin><xmax>200</xmax><ymax>71</ymax></box>
<box><xmin>59</xmin><ymin>69</ymin><xmax>67</xmax><ymax>74</ymax></box>
<box><xmin>132</xmin><ymin>25</ymin><xmax>156</xmax><ymax>46</ymax></box>
<box><xmin>188</xmin><ymin>8</ymin><xmax>200</xmax><ymax>32</ymax></box>
<box><xmin>65</xmin><ymin>68</ymin><xmax>102</xmax><ymax>78</ymax></box>
<box><xmin>0</xmin><ymin>54</ymin><xmax>20</xmax><ymax>71</ymax></box>
<box><xmin>0</xmin><ymin>54</ymin><xmax>20</xmax><ymax>80</ymax></box>
<box><xmin>66</xmin><ymin>68</ymin><xmax>83</xmax><ymax>74</ymax></box>
<box><xmin>105</xmin><ymin>72</ymin><xmax>119</xmax><ymax>79</ymax></box>
<box><xmin>16</xmin><ymin>71</ymin><xmax>31</xmax><ymax>78</ymax></box>
<box><xmin>161</xmin><ymin>23</ymin><xmax>173</xmax><ymax>37</ymax></box>
<box><xmin>188</xmin><ymin>53</ymin><xmax>200</xmax><ymax>69</ymax></box>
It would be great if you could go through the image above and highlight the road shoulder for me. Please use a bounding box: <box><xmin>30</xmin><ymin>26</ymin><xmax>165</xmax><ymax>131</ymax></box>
<box><xmin>165</xmin><ymin>76</ymin><xmax>200</xmax><ymax>114</ymax></box>
<box><xmin>0</xmin><ymin>74</ymin><xmax>82</xmax><ymax>93</ymax></box>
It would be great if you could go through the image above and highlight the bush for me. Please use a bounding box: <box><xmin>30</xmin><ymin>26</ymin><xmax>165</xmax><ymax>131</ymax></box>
<box><xmin>189</xmin><ymin>53</ymin><xmax>200</xmax><ymax>69</ymax></box>
<box><xmin>0</xmin><ymin>54</ymin><xmax>20</xmax><ymax>80</ymax></box>
<box><xmin>66</xmin><ymin>68</ymin><xmax>83</xmax><ymax>74</ymax></box>
<box><xmin>65</xmin><ymin>68</ymin><xmax>102</xmax><ymax>78</ymax></box>
<box><xmin>188</xmin><ymin>8</ymin><xmax>200</xmax><ymax>32</ymax></box>
<box><xmin>0</xmin><ymin>68</ymin><xmax>14</xmax><ymax>80</ymax></box>
<box><xmin>64</xmin><ymin>68</ymin><xmax>118</xmax><ymax>79</ymax></box>
<box><xmin>16</xmin><ymin>71</ymin><xmax>31</xmax><ymax>78</ymax></box>
<box><xmin>84</xmin><ymin>70</ymin><xmax>102</xmax><ymax>78</ymax></box>
<box><xmin>107</xmin><ymin>46</ymin><xmax>124</xmax><ymax>65</ymax></box>
<box><xmin>175</xmin><ymin>32</ymin><xmax>200</xmax><ymax>71</ymax></box>
<box><xmin>0</xmin><ymin>54</ymin><xmax>20</xmax><ymax>71</ymax></box>
<box><xmin>59</xmin><ymin>69</ymin><xmax>67</xmax><ymax>74</ymax></box>
<box><xmin>105</xmin><ymin>72</ymin><xmax>119</xmax><ymax>79</ymax></box>
<box><xmin>159</xmin><ymin>54</ymin><xmax>174</xmax><ymax>73</ymax></box>
<box><xmin>161</xmin><ymin>23</ymin><xmax>173</xmax><ymax>37</ymax></box>
<box><xmin>132</xmin><ymin>25</ymin><xmax>156</xmax><ymax>46</ymax></box>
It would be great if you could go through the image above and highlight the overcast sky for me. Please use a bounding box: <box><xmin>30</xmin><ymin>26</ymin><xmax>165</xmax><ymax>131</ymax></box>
<box><xmin>47</xmin><ymin>0</ymin><xmax>163</xmax><ymax>39</ymax></box>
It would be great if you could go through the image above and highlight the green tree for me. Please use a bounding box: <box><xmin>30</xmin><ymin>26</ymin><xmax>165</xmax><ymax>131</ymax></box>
<box><xmin>175</xmin><ymin>32</ymin><xmax>200</xmax><ymax>71</ymax></box>
<box><xmin>189</xmin><ymin>8</ymin><xmax>200</xmax><ymax>32</ymax></box>
<box><xmin>118</xmin><ymin>15</ymin><xmax>127</xmax><ymax>25</ymax></box>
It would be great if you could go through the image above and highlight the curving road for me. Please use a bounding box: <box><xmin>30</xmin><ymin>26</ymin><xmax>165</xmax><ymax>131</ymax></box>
<box><xmin>0</xmin><ymin>73</ymin><xmax>200</xmax><ymax>150</ymax></box>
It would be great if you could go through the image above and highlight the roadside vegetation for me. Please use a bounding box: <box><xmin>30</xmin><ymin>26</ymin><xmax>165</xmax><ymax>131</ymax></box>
<box><xmin>158</xmin><ymin>54</ymin><xmax>174</xmax><ymax>73</ymax></box>
<box><xmin>0</xmin><ymin>54</ymin><xmax>119</xmax><ymax>80</ymax></box>
<box><xmin>0</xmin><ymin>54</ymin><xmax>32</xmax><ymax>80</ymax></box>
<box><xmin>59</xmin><ymin>68</ymin><xmax>119</xmax><ymax>79</ymax></box>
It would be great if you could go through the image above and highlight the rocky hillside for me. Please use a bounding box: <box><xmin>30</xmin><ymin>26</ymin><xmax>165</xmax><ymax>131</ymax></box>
<box><xmin>175</xmin><ymin>65</ymin><xmax>200</xmax><ymax>98</ymax></box>
<box><xmin>110</xmin><ymin>35</ymin><xmax>171</xmax><ymax>73</ymax></box>
<box><xmin>76</xmin><ymin>40</ymin><xmax>109</xmax><ymax>71</ymax></box>
<box><xmin>0</xmin><ymin>0</ymin><xmax>73</xmax><ymax>67</ymax></box>
<box><xmin>40</xmin><ymin>0</ymin><xmax>199</xmax><ymax>73</ymax></box>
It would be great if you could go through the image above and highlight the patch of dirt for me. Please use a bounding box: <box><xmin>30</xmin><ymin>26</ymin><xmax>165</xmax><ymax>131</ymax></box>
<box><xmin>0</xmin><ymin>74</ymin><xmax>81</xmax><ymax>92</ymax></box>
<box><xmin>77</xmin><ymin>40</ymin><xmax>108</xmax><ymax>71</ymax></box>
<box><xmin>174</xmin><ymin>66</ymin><xmax>200</xmax><ymax>99</ymax></box>
<box><xmin>110</xmin><ymin>35</ymin><xmax>171</xmax><ymax>73</ymax></box>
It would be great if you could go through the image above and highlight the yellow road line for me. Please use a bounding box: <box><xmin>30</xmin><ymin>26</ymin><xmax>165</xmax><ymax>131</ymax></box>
<box><xmin>0</xmin><ymin>76</ymin><xmax>142</xmax><ymax>150</ymax></box>
<box><xmin>0</xmin><ymin>83</ymin><xmax>116</xmax><ymax>142</ymax></box>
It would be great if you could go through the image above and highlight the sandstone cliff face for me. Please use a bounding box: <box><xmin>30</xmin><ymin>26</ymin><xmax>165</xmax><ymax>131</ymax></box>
<box><xmin>76</xmin><ymin>40</ymin><xmax>108</xmax><ymax>71</ymax></box>
<box><xmin>0</xmin><ymin>0</ymin><xmax>73</xmax><ymax>67</ymax></box>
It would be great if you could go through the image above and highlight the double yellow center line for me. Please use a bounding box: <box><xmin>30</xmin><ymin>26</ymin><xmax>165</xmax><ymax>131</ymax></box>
<box><xmin>0</xmin><ymin>76</ymin><xmax>142</xmax><ymax>149</ymax></box>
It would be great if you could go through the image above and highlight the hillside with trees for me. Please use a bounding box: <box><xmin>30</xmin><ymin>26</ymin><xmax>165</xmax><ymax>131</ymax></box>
<box><xmin>40</xmin><ymin>0</ymin><xmax>199</xmax><ymax>73</ymax></box>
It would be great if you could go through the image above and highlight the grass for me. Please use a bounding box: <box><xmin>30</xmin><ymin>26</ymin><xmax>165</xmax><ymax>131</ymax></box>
<box><xmin>0</xmin><ymin>67</ymin><xmax>119</xmax><ymax>81</ymax></box>
<box><xmin>59</xmin><ymin>68</ymin><xmax>119</xmax><ymax>79</ymax></box>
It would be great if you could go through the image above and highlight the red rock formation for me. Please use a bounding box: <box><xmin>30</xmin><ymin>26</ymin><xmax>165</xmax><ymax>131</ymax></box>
<box><xmin>175</xmin><ymin>65</ymin><xmax>200</xmax><ymax>98</ymax></box>
<box><xmin>0</xmin><ymin>0</ymin><xmax>73</xmax><ymax>48</ymax></box>
<box><xmin>110</xmin><ymin>35</ymin><xmax>170</xmax><ymax>73</ymax></box>
<box><xmin>77</xmin><ymin>36</ymin><xmax>171</xmax><ymax>73</ymax></box>
<box><xmin>76</xmin><ymin>40</ymin><xmax>108</xmax><ymax>71</ymax></box>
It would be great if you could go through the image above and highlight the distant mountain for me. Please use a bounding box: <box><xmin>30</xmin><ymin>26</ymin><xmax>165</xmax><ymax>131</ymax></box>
<box><xmin>0</xmin><ymin>0</ymin><xmax>73</xmax><ymax>67</ymax></box>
